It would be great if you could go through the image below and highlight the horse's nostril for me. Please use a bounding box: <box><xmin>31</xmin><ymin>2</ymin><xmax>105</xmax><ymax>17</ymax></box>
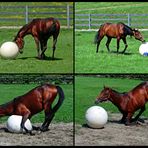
<box><xmin>19</xmin><ymin>51</ymin><xmax>23</xmax><ymax>54</ymax></box>
<box><xmin>142</xmin><ymin>40</ymin><xmax>146</xmax><ymax>43</ymax></box>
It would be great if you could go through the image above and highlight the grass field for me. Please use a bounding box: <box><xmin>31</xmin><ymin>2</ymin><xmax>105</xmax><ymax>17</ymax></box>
<box><xmin>75</xmin><ymin>76</ymin><xmax>148</xmax><ymax>124</ymax></box>
<box><xmin>75</xmin><ymin>2</ymin><xmax>148</xmax><ymax>73</ymax></box>
<box><xmin>0</xmin><ymin>28</ymin><xmax>73</xmax><ymax>73</ymax></box>
<box><xmin>75</xmin><ymin>2</ymin><xmax>148</xmax><ymax>14</ymax></box>
<box><xmin>0</xmin><ymin>83</ymin><xmax>73</xmax><ymax>124</ymax></box>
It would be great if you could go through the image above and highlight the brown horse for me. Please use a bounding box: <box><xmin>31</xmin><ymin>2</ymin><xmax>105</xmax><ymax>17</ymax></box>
<box><xmin>13</xmin><ymin>17</ymin><xmax>60</xmax><ymax>60</ymax></box>
<box><xmin>94</xmin><ymin>22</ymin><xmax>145</xmax><ymax>54</ymax></box>
<box><xmin>0</xmin><ymin>83</ymin><xmax>64</xmax><ymax>135</ymax></box>
<box><xmin>95</xmin><ymin>81</ymin><xmax>148</xmax><ymax>125</ymax></box>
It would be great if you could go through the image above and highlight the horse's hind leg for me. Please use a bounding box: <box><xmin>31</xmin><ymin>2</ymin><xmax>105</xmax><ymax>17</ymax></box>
<box><xmin>40</xmin><ymin>104</ymin><xmax>54</xmax><ymax>132</ymax></box>
<box><xmin>132</xmin><ymin>106</ymin><xmax>145</xmax><ymax>123</ymax></box>
<box><xmin>121</xmin><ymin>38</ymin><xmax>128</xmax><ymax>54</ymax></box>
<box><xmin>106</xmin><ymin>37</ymin><xmax>112</xmax><ymax>52</ymax></box>
<box><xmin>52</xmin><ymin>34</ymin><xmax>59</xmax><ymax>59</ymax></box>
<box><xmin>34</xmin><ymin>37</ymin><xmax>42</xmax><ymax>59</ymax></box>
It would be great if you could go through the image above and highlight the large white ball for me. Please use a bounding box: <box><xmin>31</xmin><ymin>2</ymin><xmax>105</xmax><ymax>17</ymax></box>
<box><xmin>0</xmin><ymin>41</ymin><xmax>19</xmax><ymax>59</ymax></box>
<box><xmin>139</xmin><ymin>42</ymin><xmax>148</xmax><ymax>56</ymax></box>
<box><xmin>85</xmin><ymin>106</ymin><xmax>108</xmax><ymax>129</ymax></box>
<box><xmin>6</xmin><ymin>115</ymin><xmax>32</xmax><ymax>133</ymax></box>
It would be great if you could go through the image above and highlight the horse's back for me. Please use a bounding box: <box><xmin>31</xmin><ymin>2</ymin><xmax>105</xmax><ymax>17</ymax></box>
<box><xmin>127</xmin><ymin>81</ymin><xmax>148</xmax><ymax>111</ymax></box>
<box><xmin>14</xmin><ymin>84</ymin><xmax>58</xmax><ymax>115</ymax></box>
<box><xmin>100</xmin><ymin>22</ymin><xmax>125</xmax><ymax>37</ymax></box>
<box><xmin>30</xmin><ymin>17</ymin><xmax>60</xmax><ymax>35</ymax></box>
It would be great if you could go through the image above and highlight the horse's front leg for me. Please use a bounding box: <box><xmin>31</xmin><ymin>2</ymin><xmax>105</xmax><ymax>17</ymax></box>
<box><xmin>125</xmin><ymin>112</ymin><xmax>136</xmax><ymax>126</ymax></box>
<box><xmin>20</xmin><ymin>111</ymin><xmax>34</xmax><ymax>135</ymax></box>
<box><xmin>106</xmin><ymin>37</ymin><xmax>112</xmax><ymax>52</ymax></box>
<box><xmin>121</xmin><ymin>38</ymin><xmax>128</xmax><ymax>54</ymax></box>
<box><xmin>96</xmin><ymin>41</ymin><xmax>100</xmax><ymax>53</ymax></box>
<box><xmin>40</xmin><ymin>40</ymin><xmax>47</xmax><ymax>59</ymax></box>
<box><xmin>96</xmin><ymin>35</ymin><xmax>104</xmax><ymax>53</ymax></box>
<box><xmin>34</xmin><ymin>37</ymin><xmax>41</xmax><ymax>59</ymax></box>
<box><xmin>116</xmin><ymin>37</ymin><xmax>120</xmax><ymax>53</ymax></box>
<box><xmin>119</xmin><ymin>113</ymin><xmax>127</xmax><ymax>124</ymax></box>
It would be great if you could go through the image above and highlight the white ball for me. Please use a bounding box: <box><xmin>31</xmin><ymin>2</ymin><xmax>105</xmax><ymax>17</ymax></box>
<box><xmin>85</xmin><ymin>106</ymin><xmax>108</xmax><ymax>129</ymax></box>
<box><xmin>139</xmin><ymin>42</ymin><xmax>148</xmax><ymax>56</ymax></box>
<box><xmin>6</xmin><ymin>115</ymin><xmax>32</xmax><ymax>133</ymax></box>
<box><xmin>0</xmin><ymin>41</ymin><xmax>19</xmax><ymax>59</ymax></box>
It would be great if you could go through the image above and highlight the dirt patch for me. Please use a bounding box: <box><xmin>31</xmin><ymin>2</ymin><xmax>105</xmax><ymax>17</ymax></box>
<box><xmin>0</xmin><ymin>122</ymin><xmax>73</xmax><ymax>146</ymax></box>
<box><xmin>75</xmin><ymin>113</ymin><xmax>148</xmax><ymax>146</ymax></box>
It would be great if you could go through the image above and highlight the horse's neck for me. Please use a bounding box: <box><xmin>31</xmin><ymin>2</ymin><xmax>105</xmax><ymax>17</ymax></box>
<box><xmin>18</xmin><ymin>24</ymin><xmax>32</xmax><ymax>38</ymax></box>
<box><xmin>110</xmin><ymin>91</ymin><xmax>129</xmax><ymax>111</ymax></box>
<box><xmin>124</xmin><ymin>25</ymin><xmax>133</xmax><ymax>36</ymax></box>
<box><xmin>0</xmin><ymin>101</ymin><xmax>14</xmax><ymax>116</ymax></box>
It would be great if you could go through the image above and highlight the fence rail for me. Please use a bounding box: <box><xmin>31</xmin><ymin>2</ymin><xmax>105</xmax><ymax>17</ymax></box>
<box><xmin>0</xmin><ymin>5</ymin><xmax>73</xmax><ymax>29</ymax></box>
<box><xmin>75</xmin><ymin>13</ymin><xmax>148</xmax><ymax>30</ymax></box>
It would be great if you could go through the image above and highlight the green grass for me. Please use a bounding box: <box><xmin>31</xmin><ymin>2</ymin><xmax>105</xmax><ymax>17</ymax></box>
<box><xmin>75</xmin><ymin>2</ymin><xmax>148</xmax><ymax>14</ymax></box>
<box><xmin>75</xmin><ymin>31</ymin><xmax>148</xmax><ymax>73</ymax></box>
<box><xmin>75</xmin><ymin>76</ymin><xmax>148</xmax><ymax>124</ymax></box>
<box><xmin>0</xmin><ymin>83</ymin><xmax>73</xmax><ymax>124</ymax></box>
<box><xmin>0</xmin><ymin>28</ymin><xmax>73</xmax><ymax>73</ymax></box>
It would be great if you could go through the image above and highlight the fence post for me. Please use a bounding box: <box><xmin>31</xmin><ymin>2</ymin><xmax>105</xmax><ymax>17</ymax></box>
<box><xmin>127</xmin><ymin>13</ymin><xmax>131</xmax><ymax>27</ymax></box>
<box><xmin>89</xmin><ymin>13</ymin><xmax>91</xmax><ymax>29</ymax></box>
<box><xmin>25</xmin><ymin>5</ymin><xmax>29</xmax><ymax>24</ymax></box>
<box><xmin>67</xmin><ymin>4</ymin><xmax>70</xmax><ymax>29</ymax></box>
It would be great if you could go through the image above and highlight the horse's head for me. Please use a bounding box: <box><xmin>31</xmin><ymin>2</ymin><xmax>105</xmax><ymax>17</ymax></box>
<box><xmin>95</xmin><ymin>86</ymin><xmax>111</xmax><ymax>104</ymax></box>
<box><xmin>13</xmin><ymin>37</ymin><xmax>24</xmax><ymax>54</ymax></box>
<box><xmin>132</xmin><ymin>29</ymin><xmax>145</xmax><ymax>43</ymax></box>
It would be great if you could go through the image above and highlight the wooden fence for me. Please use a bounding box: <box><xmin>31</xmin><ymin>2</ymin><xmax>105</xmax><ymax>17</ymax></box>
<box><xmin>0</xmin><ymin>5</ymin><xmax>73</xmax><ymax>28</ymax></box>
<box><xmin>75</xmin><ymin>13</ymin><xmax>148</xmax><ymax>30</ymax></box>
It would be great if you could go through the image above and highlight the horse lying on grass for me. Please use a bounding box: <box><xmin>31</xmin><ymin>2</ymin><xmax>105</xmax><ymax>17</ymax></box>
<box><xmin>95</xmin><ymin>81</ymin><xmax>148</xmax><ymax>125</ymax></box>
<box><xmin>0</xmin><ymin>83</ymin><xmax>64</xmax><ymax>135</ymax></box>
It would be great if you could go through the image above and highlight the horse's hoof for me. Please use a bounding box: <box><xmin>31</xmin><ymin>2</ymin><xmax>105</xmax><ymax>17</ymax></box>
<box><xmin>40</xmin><ymin>128</ymin><xmax>49</xmax><ymax>132</ymax></box>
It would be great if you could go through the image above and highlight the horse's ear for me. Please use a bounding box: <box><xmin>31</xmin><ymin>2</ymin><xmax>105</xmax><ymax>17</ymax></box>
<box><xmin>104</xmin><ymin>85</ymin><xmax>107</xmax><ymax>89</ymax></box>
<box><xmin>104</xmin><ymin>85</ymin><xmax>109</xmax><ymax>89</ymax></box>
<box><xmin>133</xmin><ymin>28</ymin><xmax>138</xmax><ymax>31</ymax></box>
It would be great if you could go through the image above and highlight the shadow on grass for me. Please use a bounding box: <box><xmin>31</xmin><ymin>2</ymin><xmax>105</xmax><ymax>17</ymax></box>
<box><xmin>17</xmin><ymin>56</ymin><xmax>63</xmax><ymax>61</ymax></box>
<box><xmin>99</xmin><ymin>50</ymin><xmax>134</xmax><ymax>55</ymax></box>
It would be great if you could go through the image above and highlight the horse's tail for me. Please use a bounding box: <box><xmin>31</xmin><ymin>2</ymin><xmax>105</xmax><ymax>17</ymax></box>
<box><xmin>52</xmin><ymin>86</ymin><xmax>65</xmax><ymax>113</ymax></box>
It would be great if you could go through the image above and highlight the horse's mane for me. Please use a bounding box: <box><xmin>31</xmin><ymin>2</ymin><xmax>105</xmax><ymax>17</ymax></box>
<box><xmin>109</xmin><ymin>87</ymin><xmax>127</xmax><ymax>95</ymax></box>
<box><xmin>118</xmin><ymin>22</ymin><xmax>133</xmax><ymax>31</ymax></box>
<box><xmin>0</xmin><ymin>99</ymin><xmax>14</xmax><ymax>108</ymax></box>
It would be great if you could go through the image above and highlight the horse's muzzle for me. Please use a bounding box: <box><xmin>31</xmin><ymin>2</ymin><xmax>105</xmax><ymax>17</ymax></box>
<box><xmin>142</xmin><ymin>40</ymin><xmax>146</xmax><ymax>43</ymax></box>
<box><xmin>94</xmin><ymin>99</ymin><xmax>100</xmax><ymax>104</ymax></box>
<box><xmin>19</xmin><ymin>50</ymin><xmax>23</xmax><ymax>54</ymax></box>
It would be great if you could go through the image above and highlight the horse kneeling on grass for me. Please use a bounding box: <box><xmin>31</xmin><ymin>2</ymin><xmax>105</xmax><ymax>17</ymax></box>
<box><xmin>95</xmin><ymin>81</ymin><xmax>148</xmax><ymax>125</ymax></box>
<box><xmin>0</xmin><ymin>83</ymin><xmax>64</xmax><ymax>135</ymax></box>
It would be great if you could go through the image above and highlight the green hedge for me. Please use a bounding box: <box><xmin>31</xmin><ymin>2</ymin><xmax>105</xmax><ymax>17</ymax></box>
<box><xmin>0</xmin><ymin>74</ymin><xmax>73</xmax><ymax>84</ymax></box>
